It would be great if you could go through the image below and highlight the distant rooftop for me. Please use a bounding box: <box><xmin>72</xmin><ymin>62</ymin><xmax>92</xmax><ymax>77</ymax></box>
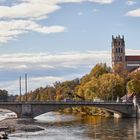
<box><xmin>125</xmin><ymin>56</ymin><xmax>140</xmax><ymax>61</ymax></box>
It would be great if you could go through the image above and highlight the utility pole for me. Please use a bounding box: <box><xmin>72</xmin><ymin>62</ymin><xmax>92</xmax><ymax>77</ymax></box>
<box><xmin>19</xmin><ymin>76</ymin><xmax>22</xmax><ymax>102</ymax></box>
<box><xmin>25</xmin><ymin>73</ymin><xmax>28</xmax><ymax>102</ymax></box>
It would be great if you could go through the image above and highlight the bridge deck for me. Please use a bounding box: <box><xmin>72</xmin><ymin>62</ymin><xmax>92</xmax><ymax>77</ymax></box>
<box><xmin>0</xmin><ymin>101</ymin><xmax>133</xmax><ymax>105</ymax></box>
<box><xmin>0</xmin><ymin>101</ymin><xmax>135</xmax><ymax>118</ymax></box>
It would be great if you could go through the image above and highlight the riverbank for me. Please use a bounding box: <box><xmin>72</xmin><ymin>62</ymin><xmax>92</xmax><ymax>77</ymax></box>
<box><xmin>0</xmin><ymin>112</ymin><xmax>137</xmax><ymax>140</ymax></box>
<box><xmin>0</xmin><ymin>118</ymin><xmax>45</xmax><ymax>133</ymax></box>
<box><xmin>0</xmin><ymin>111</ymin><xmax>111</xmax><ymax>135</ymax></box>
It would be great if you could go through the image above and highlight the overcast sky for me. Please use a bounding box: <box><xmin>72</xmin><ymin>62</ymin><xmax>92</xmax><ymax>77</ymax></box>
<box><xmin>0</xmin><ymin>0</ymin><xmax>140</xmax><ymax>95</ymax></box>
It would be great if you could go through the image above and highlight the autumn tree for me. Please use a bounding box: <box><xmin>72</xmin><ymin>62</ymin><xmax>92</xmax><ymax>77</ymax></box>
<box><xmin>54</xmin><ymin>79</ymin><xmax>80</xmax><ymax>100</ymax></box>
<box><xmin>127</xmin><ymin>79</ymin><xmax>140</xmax><ymax>94</ymax></box>
<box><xmin>97</xmin><ymin>73</ymin><xmax>125</xmax><ymax>100</ymax></box>
<box><xmin>127</xmin><ymin>71</ymin><xmax>140</xmax><ymax>94</ymax></box>
<box><xmin>89</xmin><ymin>63</ymin><xmax>110</xmax><ymax>78</ymax></box>
<box><xmin>75</xmin><ymin>77</ymin><xmax>98</xmax><ymax>100</ymax></box>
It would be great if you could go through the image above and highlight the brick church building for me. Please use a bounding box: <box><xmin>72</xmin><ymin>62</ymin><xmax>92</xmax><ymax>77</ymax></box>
<box><xmin>112</xmin><ymin>35</ymin><xmax>140</xmax><ymax>72</ymax></box>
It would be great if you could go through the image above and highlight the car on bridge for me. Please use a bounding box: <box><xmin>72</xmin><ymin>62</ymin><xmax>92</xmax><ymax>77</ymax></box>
<box><xmin>63</xmin><ymin>98</ymin><xmax>72</xmax><ymax>102</ymax></box>
<box><xmin>93</xmin><ymin>98</ymin><xmax>104</xmax><ymax>102</ymax></box>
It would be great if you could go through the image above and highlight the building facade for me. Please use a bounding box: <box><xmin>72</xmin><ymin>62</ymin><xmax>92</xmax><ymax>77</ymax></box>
<box><xmin>112</xmin><ymin>35</ymin><xmax>140</xmax><ymax>72</ymax></box>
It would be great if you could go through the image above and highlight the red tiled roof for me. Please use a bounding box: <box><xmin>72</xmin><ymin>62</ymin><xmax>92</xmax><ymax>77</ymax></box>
<box><xmin>125</xmin><ymin>56</ymin><xmax>140</xmax><ymax>61</ymax></box>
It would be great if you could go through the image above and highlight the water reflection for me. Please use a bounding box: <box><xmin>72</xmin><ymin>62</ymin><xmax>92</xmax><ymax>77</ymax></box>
<box><xmin>35</xmin><ymin>112</ymin><xmax>76</xmax><ymax>123</ymax></box>
<box><xmin>0</xmin><ymin>112</ymin><xmax>140</xmax><ymax>140</ymax></box>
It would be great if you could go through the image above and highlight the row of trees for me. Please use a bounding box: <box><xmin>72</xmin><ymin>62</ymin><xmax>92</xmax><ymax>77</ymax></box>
<box><xmin>17</xmin><ymin>63</ymin><xmax>140</xmax><ymax>102</ymax></box>
<box><xmin>0</xmin><ymin>89</ymin><xmax>8</xmax><ymax>101</ymax></box>
<box><xmin>15</xmin><ymin>63</ymin><xmax>140</xmax><ymax>115</ymax></box>
<box><xmin>0</xmin><ymin>62</ymin><xmax>139</xmax><ymax>116</ymax></box>
<box><xmin>16</xmin><ymin>78</ymin><xmax>80</xmax><ymax>101</ymax></box>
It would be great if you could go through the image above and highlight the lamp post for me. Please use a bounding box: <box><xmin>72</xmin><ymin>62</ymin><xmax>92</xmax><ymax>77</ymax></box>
<box><xmin>19</xmin><ymin>76</ymin><xmax>22</xmax><ymax>102</ymax></box>
<box><xmin>112</xmin><ymin>80</ymin><xmax>116</xmax><ymax>102</ymax></box>
<box><xmin>25</xmin><ymin>73</ymin><xmax>28</xmax><ymax>102</ymax></box>
<box><xmin>111</xmin><ymin>83</ymin><xmax>114</xmax><ymax>101</ymax></box>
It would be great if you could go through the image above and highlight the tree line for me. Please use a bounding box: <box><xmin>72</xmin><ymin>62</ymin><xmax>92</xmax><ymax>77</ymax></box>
<box><xmin>15</xmin><ymin>63</ymin><xmax>140</xmax><ymax>115</ymax></box>
<box><xmin>16</xmin><ymin>63</ymin><xmax>140</xmax><ymax>102</ymax></box>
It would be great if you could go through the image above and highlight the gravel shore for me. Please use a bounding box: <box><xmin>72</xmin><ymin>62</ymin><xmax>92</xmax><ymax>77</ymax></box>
<box><xmin>0</xmin><ymin>118</ymin><xmax>45</xmax><ymax>133</ymax></box>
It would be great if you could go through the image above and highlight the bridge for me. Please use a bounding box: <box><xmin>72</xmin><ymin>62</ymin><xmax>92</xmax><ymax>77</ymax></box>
<box><xmin>0</xmin><ymin>101</ymin><xmax>138</xmax><ymax>118</ymax></box>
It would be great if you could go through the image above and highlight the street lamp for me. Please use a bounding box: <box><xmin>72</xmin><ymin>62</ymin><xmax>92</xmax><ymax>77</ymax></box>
<box><xmin>19</xmin><ymin>76</ymin><xmax>22</xmax><ymax>102</ymax></box>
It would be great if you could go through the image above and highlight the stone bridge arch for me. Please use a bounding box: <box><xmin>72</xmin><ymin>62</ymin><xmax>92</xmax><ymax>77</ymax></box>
<box><xmin>30</xmin><ymin>102</ymin><xmax>135</xmax><ymax>118</ymax></box>
<box><xmin>0</xmin><ymin>103</ymin><xmax>22</xmax><ymax>118</ymax></box>
<box><xmin>0</xmin><ymin>102</ymin><xmax>136</xmax><ymax>118</ymax></box>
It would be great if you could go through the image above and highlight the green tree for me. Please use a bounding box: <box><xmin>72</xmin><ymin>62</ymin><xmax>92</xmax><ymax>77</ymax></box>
<box><xmin>0</xmin><ymin>89</ymin><xmax>8</xmax><ymax>101</ymax></box>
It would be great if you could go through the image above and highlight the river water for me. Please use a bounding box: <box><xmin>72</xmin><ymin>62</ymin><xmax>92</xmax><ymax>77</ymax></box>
<box><xmin>0</xmin><ymin>112</ymin><xmax>140</xmax><ymax>140</ymax></box>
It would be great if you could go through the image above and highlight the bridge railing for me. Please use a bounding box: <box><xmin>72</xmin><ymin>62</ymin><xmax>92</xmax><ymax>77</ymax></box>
<box><xmin>0</xmin><ymin>100</ymin><xmax>134</xmax><ymax>105</ymax></box>
<box><xmin>5</xmin><ymin>100</ymin><xmax>133</xmax><ymax>104</ymax></box>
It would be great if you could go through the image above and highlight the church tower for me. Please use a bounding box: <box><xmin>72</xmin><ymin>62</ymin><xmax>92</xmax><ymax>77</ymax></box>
<box><xmin>112</xmin><ymin>35</ymin><xmax>125</xmax><ymax>72</ymax></box>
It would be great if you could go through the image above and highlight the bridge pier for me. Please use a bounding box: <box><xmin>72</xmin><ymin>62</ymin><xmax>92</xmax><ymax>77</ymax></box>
<box><xmin>113</xmin><ymin>111</ymin><xmax>137</xmax><ymax>118</ymax></box>
<box><xmin>114</xmin><ymin>113</ymin><xmax>122</xmax><ymax>118</ymax></box>
<box><xmin>21</xmin><ymin>104</ymin><xmax>33</xmax><ymax>118</ymax></box>
<box><xmin>132</xmin><ymin>96</ymin><xmax>140</xmax><ymax>118</ymax></box>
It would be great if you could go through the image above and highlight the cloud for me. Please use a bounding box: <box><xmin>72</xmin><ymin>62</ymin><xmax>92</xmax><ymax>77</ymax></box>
<box><xmin>0</xmin><ymin>50</ymin><xmax>110</xmax><ymax>94</ymax></box>
<box><xmin>77</xmin><ymin>12</ymin><xmax>83</xmax><ymax>16</ymax></box>
<box><xmin>126</xmin><ymin>8</ymin><xmax>140</xmax><ymax>17</ymax></box>
<box><xmin>0</xmin><ymin>51</ymin><xmax>111</xmax><ymax>71</ymax></box>
<box><xmin>0</xmin><ymin>49</ymin><xmax>138</xmax><ymax>72</ymax></box>
<box><xmin>0</xmin><ymin>0</ymin><xmax>114</xmax><ymax>20</ymax></box>
<box><xmin>0</xmin><ymin>76</ymin><xmax>65</xmax><ymax>95</ymax></box>
<box><xmin>0</xmin><ymin>0</ymin><xmax>114</xmax><ymax>44</ymax></box>
<box><xmin>126</xmin><ymin>0</ymin><xmax>136</xmax><ymax>6</ymax></box>
<box><xmin>0</xmin><ymin>1</ymin><xmax>59</xmax><ymax>20</ymax></box>
<box><xmin>0</xmin><ymin>50</ymin><xmax>111</xmax><ymax>95</ymax></box>
<box><xmin>88</xmin><ymin>0</ymin><xmax>113</xmax><ymax>4</ymax></box>
<box><xmin>92</xmin><ymin>8</ymin><xmax>99</xmax><ymax>13</ymax></box>
<box><xmin>0</xmin><ymin>20</ymin><xmax>66</xmax><ymax>43</ymax></box>
<box><xmin>126</xmin><ymin>49</ymin><xmax>140</xmax><ymax>55</ymax></box>
<box><xmin>0</xmin><ymin>48</ymin><xmax>139</xmax><ymax>94</ymax></box>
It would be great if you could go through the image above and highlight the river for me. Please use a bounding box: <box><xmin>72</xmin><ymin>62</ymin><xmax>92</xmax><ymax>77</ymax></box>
<box><xmin>0</xmin><ymin>112</ymin><xmax>140</xmax><ymax>140</ymax></box>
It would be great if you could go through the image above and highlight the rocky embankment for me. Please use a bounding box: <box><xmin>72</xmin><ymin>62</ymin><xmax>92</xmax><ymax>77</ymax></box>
<box><xmin>0</xmin><ymin>118</ymin><xmax>45</xmax><ymax>133</ymax></box>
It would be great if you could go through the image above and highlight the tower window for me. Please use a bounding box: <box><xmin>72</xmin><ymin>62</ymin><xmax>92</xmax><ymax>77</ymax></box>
<box><xmin>116</xmin><ymin>48</ymin><xmax>117</xmax><ymax>53</ymax></box>
<box><xmin>121</xmin><ymin>48</ymin><xmax>123</xmax><ymax>53</ymax></box>
<box><xmin>118</xmin><ymin>48</ymin><xmax>120</xmax><ymax>53</ymax></box>
<box><xmin>118</xmin><ymin>42</ymin><xmax>120</xmax><ymax>46</ymax></box>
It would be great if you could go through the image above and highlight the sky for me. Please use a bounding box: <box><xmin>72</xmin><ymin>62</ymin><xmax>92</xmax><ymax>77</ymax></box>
<box><xmin>0</xmin><ymin>0</ymin><xmax>140</xmax><ymax>95</ymax></box>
